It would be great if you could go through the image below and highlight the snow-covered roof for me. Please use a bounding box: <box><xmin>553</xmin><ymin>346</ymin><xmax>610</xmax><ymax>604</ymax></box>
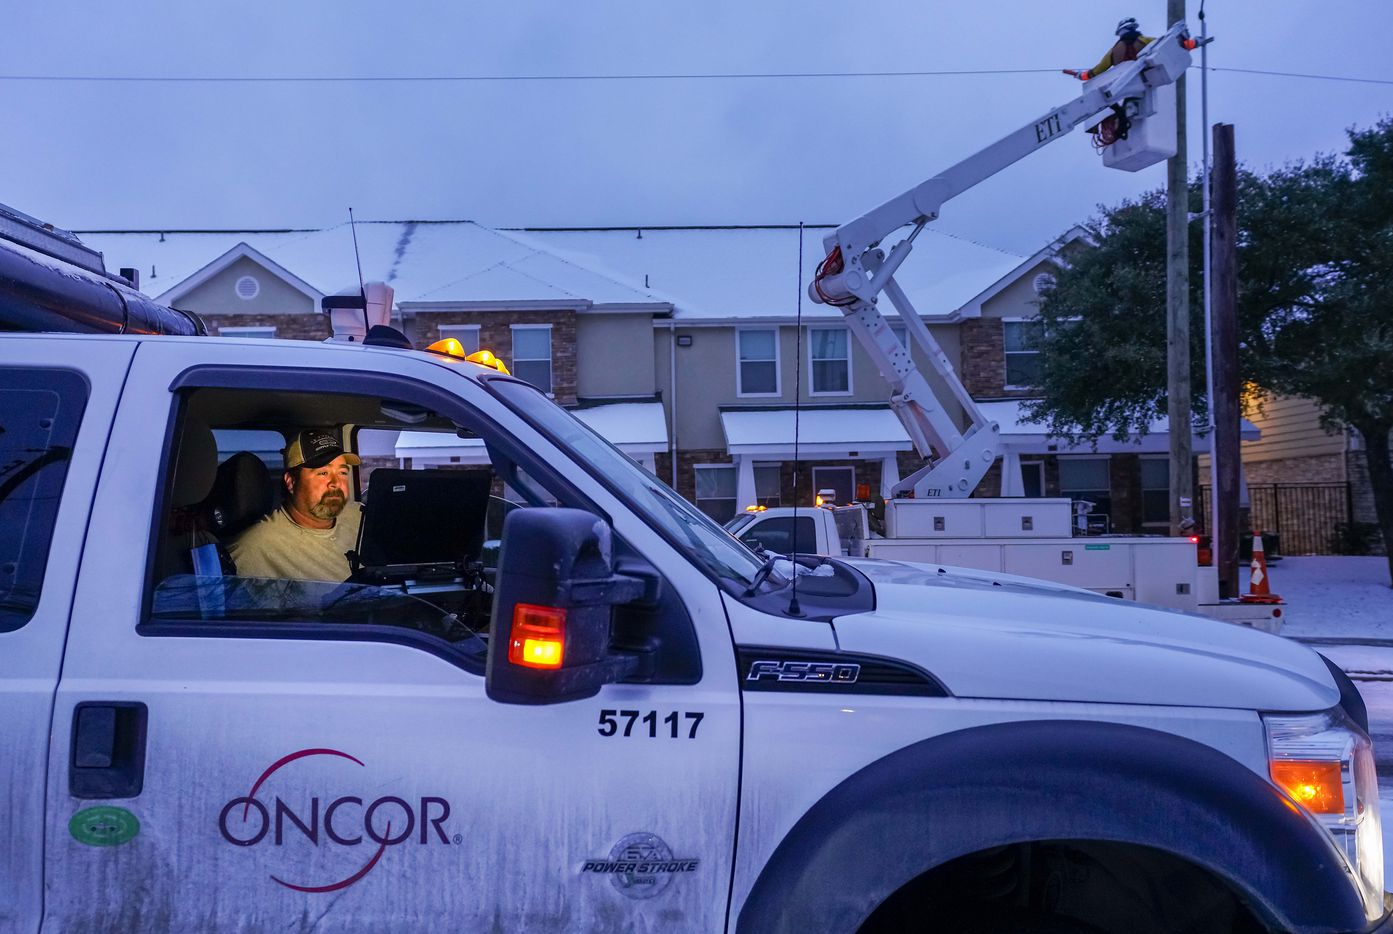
<box><xmin>78</xmin><ymin>222</ymin><xmax>670</xmax><ymax>310</ymax></box>
<box><xmin>572</xmin><ymin>402</ymin><xmax>668</xmax><ymax>452</ymax></box>
<box><xmin>721</xmin><ymin>405</ymin><xmax>913</xmax><ymax>457</ymax></box>
<box><xmin>77</xmin><ymin>222</ymin><xmax>1028</xmax><ymax>323</ymax></box>
<box><xmin>978</xmin><ymin>400</ymin><xmax>1260</xmax><ymax>454</ymax></box>
<box><xmin>523</xmin><ymin>226</ymin><xmax>1025</xmax><ymax>322</ymax></box>
<box><xmin>158</xmin><ymin>241</ymin><xmax>325</xmax><ymax>305</ymax></box>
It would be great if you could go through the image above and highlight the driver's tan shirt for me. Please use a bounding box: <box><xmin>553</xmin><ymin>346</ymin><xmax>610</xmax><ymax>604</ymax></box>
<box><xmin>228</xmin><ymin>503</ymin><xmax>363</xmax><ymax>581</ymax></box>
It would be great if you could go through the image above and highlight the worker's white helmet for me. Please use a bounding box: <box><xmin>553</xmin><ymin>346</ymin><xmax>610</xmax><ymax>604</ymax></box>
<box><xmin>1115</xmin><ymin>17</ymin><xmax>1141</xmax><ymax>37</ymax></box>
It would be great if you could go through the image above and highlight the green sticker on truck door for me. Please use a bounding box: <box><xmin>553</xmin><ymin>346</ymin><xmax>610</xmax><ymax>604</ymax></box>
<box><xmin>70</xmin><ymin>806</ymin><xmax>140</xmax><ymax>847</ymax></box>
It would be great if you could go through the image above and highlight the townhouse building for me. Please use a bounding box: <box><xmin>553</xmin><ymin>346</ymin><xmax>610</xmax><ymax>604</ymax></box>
<box><xmin>79</xmin><ymin>219</ymin><xmax>1377</xmax><ymax>548</ymax></box>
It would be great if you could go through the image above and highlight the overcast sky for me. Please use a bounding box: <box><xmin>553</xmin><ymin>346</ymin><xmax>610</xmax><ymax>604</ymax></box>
<box><xmin>3</xmin><ymin>1</ymin><xmax>1388</xmax><ymax>256</ymax></box>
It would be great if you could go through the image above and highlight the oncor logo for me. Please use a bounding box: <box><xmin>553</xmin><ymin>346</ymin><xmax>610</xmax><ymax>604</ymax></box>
<box><xmin>218</xmin><ymin>748</ymin><xmax>453</xmax><ymax>893</ymax></box>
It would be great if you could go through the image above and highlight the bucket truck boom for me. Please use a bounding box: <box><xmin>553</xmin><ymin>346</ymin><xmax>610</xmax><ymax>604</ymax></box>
<box><xmin>809</xmin><ymin>22</ymin><xmax>1196</xmax><ymax>498</ymax></box>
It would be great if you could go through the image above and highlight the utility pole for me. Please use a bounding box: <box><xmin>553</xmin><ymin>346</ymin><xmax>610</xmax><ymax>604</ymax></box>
<box><xmin>1210</xmin><ymin>123</ymin><xmax>1241</xmax><ymax>596</ymax></box>
<box><xmin>1166</xmin><ymin>0</ymin><xmax>1193</xmax><ymax>536</ymax></box>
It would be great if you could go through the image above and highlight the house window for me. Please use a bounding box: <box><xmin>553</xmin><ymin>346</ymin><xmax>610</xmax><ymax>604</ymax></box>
<box><xmin>1003</xmin><ymin>319</ymin><xmax>1044</xmax><ymax>388</ymax></box>
<box><xmin>755</xmin><ymin>463</ymin><xmax>781</xmax><ymax>508</ymax></box>
<box><xmin>737</xmin><ymin>329</ymin><xmax>779</xmax><ymax>396</ymax></box>
<box><xmin>510</xmin><ymin>326</ymin><xmax>552</xmax><ymax>393</ymax></box>
<box><xmin>810</xmin><ymin>327</ymin><xmax>852</xmax><ymax>395</ymax></box>
<box><xmin>1140</xmin><ymin>457</ymin><xmax>1170</xmax><ymax>526</ymax></box>
<box><xmin>437</xmin><ymin>325</ymin><xmax>481</xmax><ymax>355</ymax></box>
<box><xmin>1058</xmin><ymin>457</ymin><xmax>1111</xmax><ymax>523</ymax></box>
<box><xmin>694</xmin><ymin>464</ymin><xmax>737</xmax><ymax>521</ymax></box>
<box><xmin>217</xmin><ymin>326</ymin><xmax>277</xmax><ymax>339</ymax></box>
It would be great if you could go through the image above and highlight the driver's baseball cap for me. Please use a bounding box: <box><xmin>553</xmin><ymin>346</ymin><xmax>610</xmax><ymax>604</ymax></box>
<box><xmin>284</xmin><ymin>429</ymin><xmax>362</xmax><ymax>471</ymax></box>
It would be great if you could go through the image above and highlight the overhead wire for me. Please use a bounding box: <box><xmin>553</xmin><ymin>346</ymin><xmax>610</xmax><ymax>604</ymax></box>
<box><xmin>0</xmin><ymin>67</ymin><xmax>1386</xmax><ymax>86</ymax></box>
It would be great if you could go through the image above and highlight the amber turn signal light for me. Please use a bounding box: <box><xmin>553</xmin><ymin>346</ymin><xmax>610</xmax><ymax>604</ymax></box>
<box><xmin>508</xmin><ymin>603</ymin><xmax>566</xmax><ymax>669</ymax></box>
<box><xmin>1270</xmin><ymin>760</ymin><xmax>1344</xmax><ymax>814</ymax></box>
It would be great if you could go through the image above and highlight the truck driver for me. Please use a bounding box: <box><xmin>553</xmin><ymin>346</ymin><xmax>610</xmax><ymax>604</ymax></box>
<box><xmin>227</xmin><ymin>429</ymin><xmax>363</xmax><ymax>581</ymax></box>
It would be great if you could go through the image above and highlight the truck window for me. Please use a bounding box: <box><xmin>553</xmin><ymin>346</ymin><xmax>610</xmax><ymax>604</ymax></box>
<box><xmin>0</xmin><ymin>369</ymin><xmax>88</xmax><ymax>632</ymax></box>
<box><xmin>740</xmin><ymin>516</ymin><xmax>815</xmax><ymax>556</ymax></box>
<box><xmin>485</xmin><ymin>377</ymin><xmax>765</xmax><ymax>587</ymax></box>
<box><xmin>143</xmin><ymin>385</ymin><xmax>576</xmax><ymax>668</ymax></box>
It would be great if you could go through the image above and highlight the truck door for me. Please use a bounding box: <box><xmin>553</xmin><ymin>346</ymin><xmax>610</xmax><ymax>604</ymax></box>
<box><xmin>0</xmin><ymin>338</ymin><xmax>132</xmax><ymax>934</ymax></box>
<box><xmin>44</xmin><ymin>340</ymin><xmax>741</xmax><ymax>932</ymax></box>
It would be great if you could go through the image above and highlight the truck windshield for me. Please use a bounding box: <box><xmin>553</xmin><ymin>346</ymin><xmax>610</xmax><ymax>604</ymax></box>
<box><xmin>486</xmin><ymin>379</ymin><xmax>765</xmax><ymax>586</ymax></box>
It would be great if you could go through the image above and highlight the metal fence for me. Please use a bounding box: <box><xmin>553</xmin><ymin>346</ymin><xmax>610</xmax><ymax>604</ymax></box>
<box><xmin>1197</xmin><ymin>483</ymin><xmax>1352</xmax><ymax>555</ymax></box>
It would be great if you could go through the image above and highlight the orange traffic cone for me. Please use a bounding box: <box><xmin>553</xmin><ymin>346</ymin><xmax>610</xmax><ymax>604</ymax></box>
<box><xmin>1241</xmin><ymin>530</ymin><xmax>1282</xmax><ymax>604</ymax></box>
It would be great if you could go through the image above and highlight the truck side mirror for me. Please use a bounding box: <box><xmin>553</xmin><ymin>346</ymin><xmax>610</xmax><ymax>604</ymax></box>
<box><xmin>485</xmin><ymin>508</ymin><xmax>646</xmax><ymax>705</ymax></box>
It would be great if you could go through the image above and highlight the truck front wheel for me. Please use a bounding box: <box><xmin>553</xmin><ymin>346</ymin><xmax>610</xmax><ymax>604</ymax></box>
<box><xmin>858</xmin><ymin>841</ymin><xmax>1265</xmax><ymax>934</ymax></box>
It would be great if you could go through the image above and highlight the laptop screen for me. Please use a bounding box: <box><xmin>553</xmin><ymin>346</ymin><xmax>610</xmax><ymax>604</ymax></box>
<box><xmin>357</xmin><ymin>468</ymin><xmax>492</xmax><ymax>569</ymax></box>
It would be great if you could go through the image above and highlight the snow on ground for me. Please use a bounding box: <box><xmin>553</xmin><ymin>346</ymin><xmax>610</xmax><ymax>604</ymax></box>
<box><xmin>1266</xmin><ymin>556</ymin><xmax>1393</xmax><ymax>639</ymax></box>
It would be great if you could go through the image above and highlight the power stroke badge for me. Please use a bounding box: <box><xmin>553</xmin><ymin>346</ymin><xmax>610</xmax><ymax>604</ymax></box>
<box><xmin>581</xmin><ymin>833</ymin><xmax>699</xmax><ymax>899</ymax></box>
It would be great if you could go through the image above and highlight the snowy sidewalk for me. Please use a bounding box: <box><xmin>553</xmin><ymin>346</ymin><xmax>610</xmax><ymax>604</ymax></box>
<box><xmin>1266</xmin><ymin>555</ymin><xmax>1392</xmax><ymax>640</ymax></box>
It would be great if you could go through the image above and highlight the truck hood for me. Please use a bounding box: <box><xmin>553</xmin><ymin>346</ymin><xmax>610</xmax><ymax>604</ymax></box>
<box><xmin>833</xmin><ymin>558</ymin><xmax>1337</xmax><ymax>711</ymax></box>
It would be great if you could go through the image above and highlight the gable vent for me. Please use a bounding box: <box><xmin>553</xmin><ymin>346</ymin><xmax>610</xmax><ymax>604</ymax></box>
<box><xmin>235</xmin><ymin>275</ymin><xmax>261</xmax><ymax>300</ymax></box>
<box><xmin>1032</xmin><ymin>273</ymin><xmax>1056</xmax><ymax>295</ymax></box>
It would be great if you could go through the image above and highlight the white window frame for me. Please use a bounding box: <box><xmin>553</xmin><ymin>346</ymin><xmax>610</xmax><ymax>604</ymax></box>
<box><xmin>1002</xmin><ymin>317</ymin><xmax>1044</xmax><ymax>390</ymax></box>
<box><xmin>808</xmin><ymin>326</ymin><xmax>854</xmax><ymax>397</ymax></box>
<box><xmin>693</xmin><ymin>463</ymin><xmax>738</xmax><ymax>521</ymax></box>
<box><xmin>736</xmin><ymin>327</ymin><xmax>781</xmax><ymax>398</ymax></box>
<box><xmin>217</xmin><ymin>326</ymin><xmax>277</xmax><ymax>339</ymax></box>
<box><xmin>437</xmin><ymin>324</ymin><xmax>481</xmax><ymax>355</ymax></box>
<box><xmin>510</xmin><ymin>324</ymin><xmax>553</xmax><ymax>395</ymax></box>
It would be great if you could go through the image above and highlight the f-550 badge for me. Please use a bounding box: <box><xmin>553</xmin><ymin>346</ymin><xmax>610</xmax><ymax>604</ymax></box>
<box><xmin>746</xmin><ymin>660</ymin><xmax>860</xmax><ymax>684</ymax></box>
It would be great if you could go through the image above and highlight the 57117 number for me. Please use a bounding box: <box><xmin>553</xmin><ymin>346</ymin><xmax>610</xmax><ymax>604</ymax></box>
<box><xmin>597</xmin><ymin>709</ymin><xmax>704</xmax><ymax>739</ymax></box>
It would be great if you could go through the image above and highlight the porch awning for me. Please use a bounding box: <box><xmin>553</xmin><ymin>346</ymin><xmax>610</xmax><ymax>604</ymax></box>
<box><xmin>977</xmin><ymin>400</ymin><xmax>1260</xmax><ymax>455</ymax></box>
<box><xmin>720</xmin><ymin>405</ymin><xmax>914</xmax><ymax>458</ymax></box>
<box><xmin>396</xmin><ymin>401</ymin><xmax>668</xmax><ymax>465</ymax></box>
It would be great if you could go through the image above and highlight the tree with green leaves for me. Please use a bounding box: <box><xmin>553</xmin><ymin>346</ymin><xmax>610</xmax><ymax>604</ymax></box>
<box><xmin>1025</xmin><ymin>118</ymin><xmax>1393</xmax><ymax>583</ymax></box>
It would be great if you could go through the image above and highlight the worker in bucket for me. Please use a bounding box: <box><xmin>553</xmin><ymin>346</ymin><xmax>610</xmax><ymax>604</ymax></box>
<box><xmin>1064</xmin><ymin>17</ymin><xmax>1155</xmax><ymax>147</ymax></box>
<box><xmin>1066</xmin><ymin>17</ymin><xmax>1154</xmax><ymax>81</ymax></box>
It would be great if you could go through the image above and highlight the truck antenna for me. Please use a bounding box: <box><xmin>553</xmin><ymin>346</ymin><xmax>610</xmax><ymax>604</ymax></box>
<box><xmin>348</xmin><ymin>207</ymin><xmax>368</xmax><ymax>333</ymax></box>
<box><xmin>788</xmin><ymin>222</ymin><xmax>805</xmax><ymax>617</ymax></box>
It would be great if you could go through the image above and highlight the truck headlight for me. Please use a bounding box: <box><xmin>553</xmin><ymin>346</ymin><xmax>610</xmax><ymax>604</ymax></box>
<box><xmin>1264</xmin><ymin>710</ymin><xmax>1384</xmax><ymax>918</ymax></box>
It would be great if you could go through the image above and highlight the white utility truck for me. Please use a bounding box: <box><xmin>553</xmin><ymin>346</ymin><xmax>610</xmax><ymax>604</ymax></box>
<box><xmin>2</xmin><ymin>31</ymin><xmax>1385</xmax><ymax>934</ymax></box>
<box><xmin>725</xmin><ymin>500</ymin><xmax>1281</xmax><ymax>631</ymax></box>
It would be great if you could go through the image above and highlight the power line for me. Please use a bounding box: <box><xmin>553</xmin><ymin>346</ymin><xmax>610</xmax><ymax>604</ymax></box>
<box><xmin>0</xmin><ymin>66</ymin><xmax>1387</xmax><ymax>85</ymax></box>
<box><xmin>1211</xmin><ymin>66</ymin><xmax>1393</xmax><ymax>86</ymax></box>
<box><xmin>0</xmin><ymin>68</ymin><xmax>1060</xmax><ymax>84</ymax></box>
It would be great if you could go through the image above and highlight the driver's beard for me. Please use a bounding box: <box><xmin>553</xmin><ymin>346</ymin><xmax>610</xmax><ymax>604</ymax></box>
<box><xmin>308</xmin><ymin>493</ymin><xmax>345</xmax><ymax>520</ymax></box>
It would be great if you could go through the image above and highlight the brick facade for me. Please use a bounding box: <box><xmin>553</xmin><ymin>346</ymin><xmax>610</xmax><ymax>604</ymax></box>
<box><xmin>1108</xmin><ymin>454</ymin><xmax>1142</xmax><ymax>534</ymax></box>
<box><xmin>1243</xmin><ymin>453</ymin><xmax>1346</xmax><ymax>486</ymax></box>
<box><xmin>401</xmin><ymin>310</ymin><xmax>578</xmax><ymax>405</ymax></box>
<box><xmin>959</xmin><ymin>319</ymin><xmax>1004</xmax><ymax>397</ymax></box>
<box><xmin>205</xmin><ymin>312</ymin><xmax>331</xmax><ymax>341</ymax></box>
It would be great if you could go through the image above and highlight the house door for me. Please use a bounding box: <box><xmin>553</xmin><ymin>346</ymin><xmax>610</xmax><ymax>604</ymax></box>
<box><xmin>1022</xmin><ymin>461</ymin><xmax>1045</xmax><ymax>498</ymax></box>
<box><xmin>811</xmin><ymin>466</ymin><xmax>854</xmax><ymax>506</ymax></box>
